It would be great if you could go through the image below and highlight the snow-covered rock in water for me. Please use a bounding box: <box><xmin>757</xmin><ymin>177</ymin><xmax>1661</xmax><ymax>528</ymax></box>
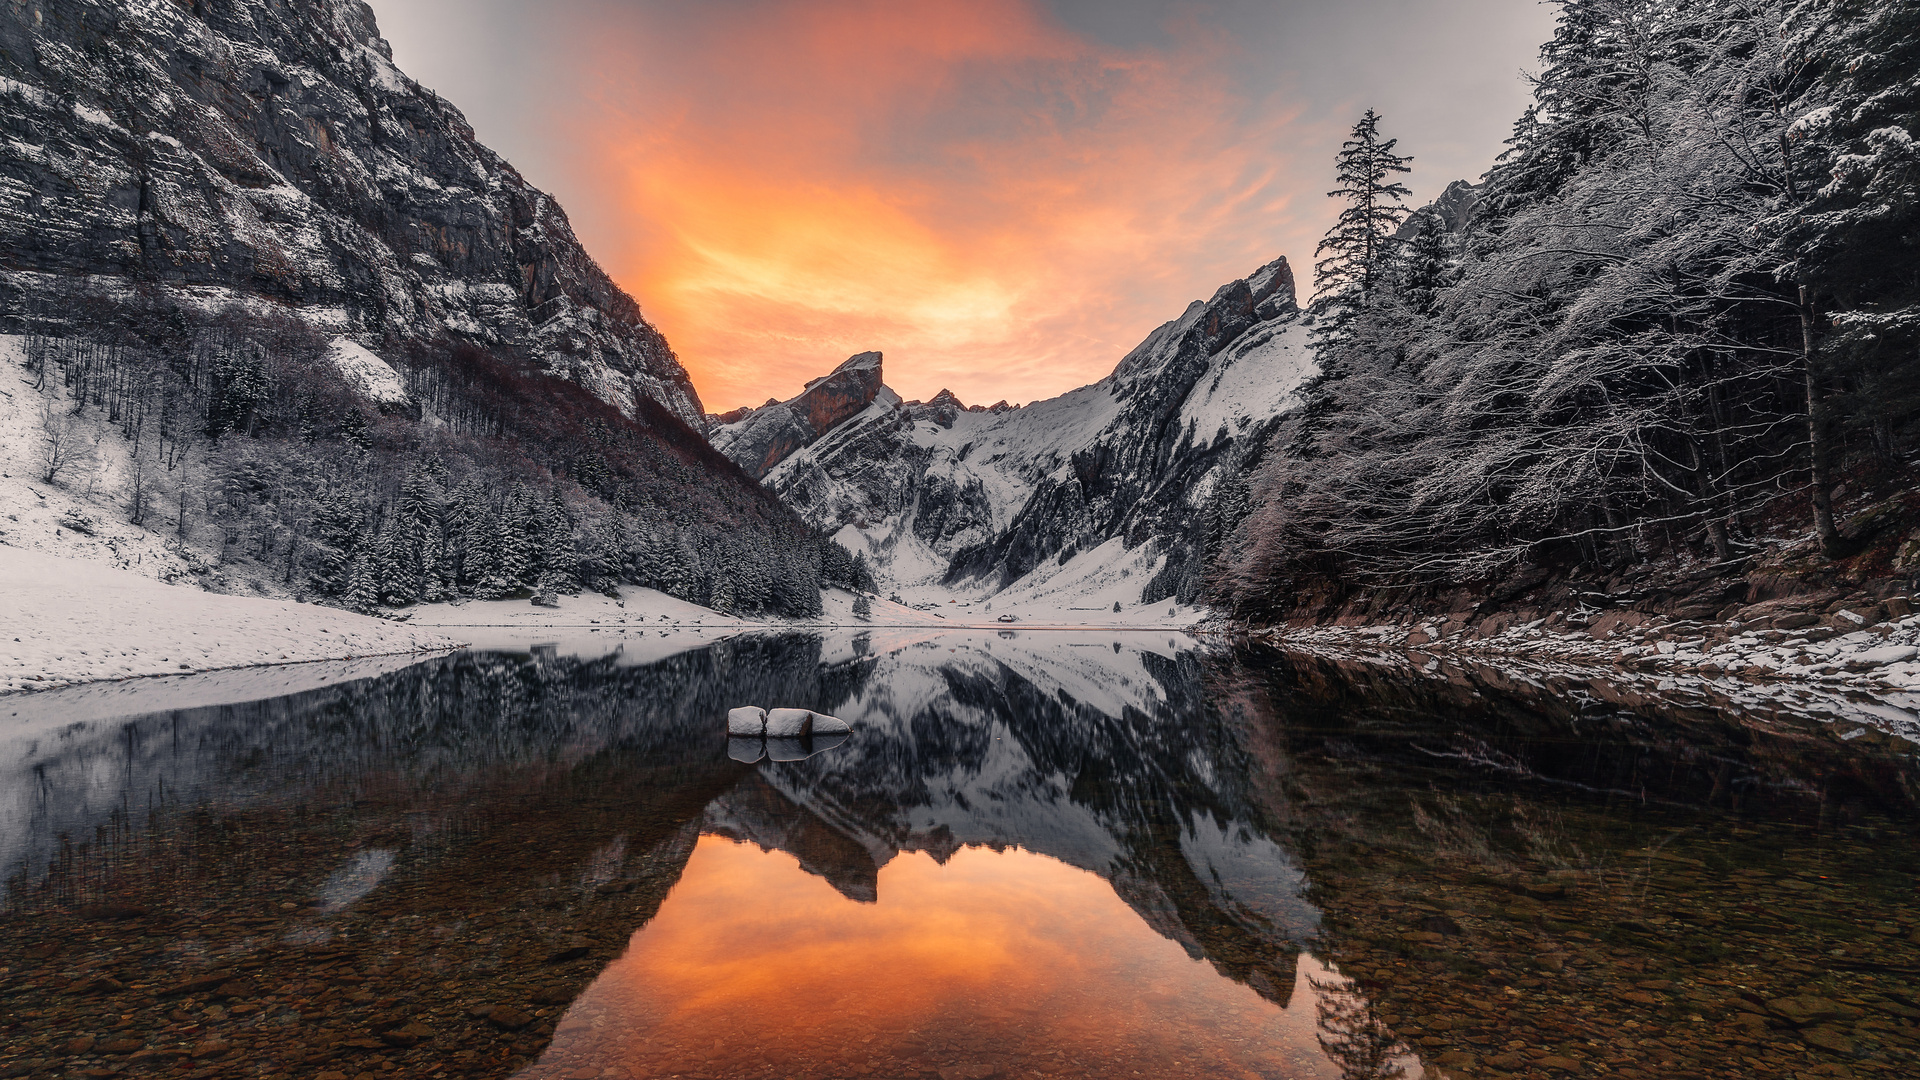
<box><xmin>728</xmin><ymin>706</ymin><xmax>769</xmax><ymax>736</ymax></box>
<box><xmin>752</xmin><ymin>256</ymin><xmax>1312</xmax><ymax>608</ymax></box>
<box><xmin>810</xmin><ymin>712</ymin><xmax>851</xmax><ymax>735</ymax></box>
<box><xmin>765</xmin><ymin>707</ymin><xmax>816</xmax><ymax>737</ymax></box>
<box><xmin>0</xmin><ymin>0</ymin><xmax>706</xmax><ymax>428</ymax></box>
<box><xmin>327</xmin><ymin>338</ymin><xmax>410</xmax><ymax>408</ymax></box>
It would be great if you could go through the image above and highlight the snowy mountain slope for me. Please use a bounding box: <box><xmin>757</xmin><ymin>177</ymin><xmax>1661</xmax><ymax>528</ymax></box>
<box><xmin>748</xmin><ymin>257</ymin><xmax>1314</xmax><ymax>607</ymax></box>
<box><xmin>0</xmin><ymin>0</ymin><xmax>704</xmax><ymax>427</ymax></box>
<box><xmin>708</xmin><ymin>351</ymin><xmax>885</xmax><ymax>478</ymax></box>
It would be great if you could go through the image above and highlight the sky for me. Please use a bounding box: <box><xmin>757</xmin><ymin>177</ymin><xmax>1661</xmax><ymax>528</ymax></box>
<box><xmin>366</xmin><ymin>0</ymin><xmax>1557</xmax><ymax>412</ymax></box>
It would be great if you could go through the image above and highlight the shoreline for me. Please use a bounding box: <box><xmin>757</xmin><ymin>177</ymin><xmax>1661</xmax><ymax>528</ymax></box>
<box><xmin>1238</xmin><ymin>608</ymin><xmax>1920</xmax><ymax>696</ymax></box>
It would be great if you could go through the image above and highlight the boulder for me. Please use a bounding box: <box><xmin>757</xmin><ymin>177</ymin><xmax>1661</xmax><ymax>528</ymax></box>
<box><xmin>727</xmin><ymin>706</ymin><xmax>768</xmax><ymax>736</ymax></box>
<box><xmin>759</xmin><ymin>707</ymin><xmax>853</xmax><ymax>737</ymax></box>
<box><xmin>766</xmin><ymin>708</ymin><xmax>816</xmax><ymax>737</ymax></box>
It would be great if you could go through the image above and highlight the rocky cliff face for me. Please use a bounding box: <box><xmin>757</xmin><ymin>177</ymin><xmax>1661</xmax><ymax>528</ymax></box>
<box><xmin>0</xmin><ymin>0</ymin><xmax>706</xmax><ymax>428</ymax></box>
<box><xmin>708</xmin><ymin>350</ymin><xmax>885</xmax><ymax>478</ymax></box>
<box><xmin>736</xmin><ymin>257</ymin><xmax>1313</xmax><ymax>600</ymax></box>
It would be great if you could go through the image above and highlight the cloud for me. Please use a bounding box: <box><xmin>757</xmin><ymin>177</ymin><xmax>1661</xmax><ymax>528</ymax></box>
<box><xmin>370</xmin><ymin>0</ymin><xmax>1553</xmax><ymax>411</ymax></box>
<box><xmin>542</xmin><ymin>0</ymin><xmax>1329</xmax><ymax>409</ymax></box>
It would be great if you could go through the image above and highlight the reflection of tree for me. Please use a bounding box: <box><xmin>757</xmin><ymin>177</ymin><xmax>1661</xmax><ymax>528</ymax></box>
<box><xmin>1311</xmin><ymin>975</ymin><xmax>1409</xmax><ymax>1080</ymax></box>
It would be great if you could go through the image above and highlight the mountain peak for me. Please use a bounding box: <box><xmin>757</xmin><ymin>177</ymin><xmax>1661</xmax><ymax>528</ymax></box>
<box><xmin>710</xmin><ymin>351</ymin><xmax>886</xmax><ymax>479</ymax></box>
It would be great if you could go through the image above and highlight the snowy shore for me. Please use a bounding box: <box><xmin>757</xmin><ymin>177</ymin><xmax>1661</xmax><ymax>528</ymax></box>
<box><xmin>1238</xmin><ymin>614</ymin><xmax>1920</xmax><ymax>742</ymax></box>
<box><xmin>1251</xmin><ymin>607</ymin><xmax>1920</xmax><ymax>696</ymax></box>
<box><xmin>0</xmin><ymin>541</ymin><xmax>1204</xmax><ymax>698</ymax></box>
<box><xmin>0</xmin><ymin>547</ymin><xmax>464</xmax><ymax>695</ymax></box>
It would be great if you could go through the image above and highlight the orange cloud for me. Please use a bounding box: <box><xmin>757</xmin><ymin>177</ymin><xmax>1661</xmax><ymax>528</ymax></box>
<box><xmin>546</xmin><ymin>0</ymin><xmax>1329</xmax><ymax>411</ymax></box>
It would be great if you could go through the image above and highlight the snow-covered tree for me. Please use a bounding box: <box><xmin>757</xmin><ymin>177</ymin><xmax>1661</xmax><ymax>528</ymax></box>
<box><xmin>1312</xmin><ymin>109</ymin><xmax>1413</xmax><ymax>346</ymax></box>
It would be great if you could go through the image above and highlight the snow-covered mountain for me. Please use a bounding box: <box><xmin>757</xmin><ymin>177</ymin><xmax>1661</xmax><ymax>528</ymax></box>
<box><xmin>710</xmin><ymin>257</ymin><xmax>1314</xmax><ymax>604</ymax></box>
<box><xmin>0</xmin><ymin>0</ymin><xmax>705</xmax><ymax>427</ymax></box>
<box><xmin>708</xmin><ymin>351</ymin><xmax>888</xmax><ymax>479</ymax></box>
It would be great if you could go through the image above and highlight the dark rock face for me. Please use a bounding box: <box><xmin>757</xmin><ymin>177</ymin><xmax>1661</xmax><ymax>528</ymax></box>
<box><xmin>1397</xmin><ymin>178</ymin><xmax>1481</xmax><ymax>239</ymax></box>
<box><xmin>709</xmin><ymin>350</ymin><xmax>884</xmax><ymax>479</ymax></box>
<box><xmin>0</xmin><ymin>0</ymin><xmax>706</xmax><ymax>428</ymax></box>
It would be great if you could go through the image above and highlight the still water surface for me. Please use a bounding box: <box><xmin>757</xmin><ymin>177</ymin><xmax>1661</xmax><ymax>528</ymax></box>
<box><xmin>2</xmin><ymin>630</ymin><xmax>1917</xmax><ymax>1080</ymax></box>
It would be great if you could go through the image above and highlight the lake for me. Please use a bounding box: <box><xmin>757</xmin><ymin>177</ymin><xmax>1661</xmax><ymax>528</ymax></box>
<box><xmin>2</xmin><ymin>629</ymin><xmax>1917</xmax><ymax>1080</ymax></box>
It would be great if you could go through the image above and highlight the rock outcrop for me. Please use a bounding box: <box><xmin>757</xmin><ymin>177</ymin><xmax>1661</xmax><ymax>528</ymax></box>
<box><xmin>0</xmin><ymin>0</ymin><xmax>706</xmax><ymax>428</ymax></box>
<box><xmin>709</xmin><ymin>351</ymin><xmax>885</xmax><ymax>478</ymax></box>
<box><xmin>741</xmin><ymin>257</ymin><xmax>1313</xmax><ymax>601</ymax></box>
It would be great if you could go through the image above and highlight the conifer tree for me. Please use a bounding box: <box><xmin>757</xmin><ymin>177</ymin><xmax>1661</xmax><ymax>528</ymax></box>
<box><xmin>852</xmin><ymin>594</ymin><xmax>872</xmax><ymax>619</ymax></box>
<box><xmin>307</xmin><ymin>486</ymin><xmax>364</xmax><ymax>597</ymax></box>
<box><xmin>443</xmin><ymin>479</ymin><xmax>487</xmax><ymax>590</ymax></box>
<box><xmin>395</xmin><ymin>468</ymin><xmax>446</xmax><ymax>602</ymax></box>
<box><xmin>535</xmin><ymin>489</ymin><xmax>579</xmax><ymax>601</ymax></box>
<box><xmin>1313</xmin><ymin>110</ymin><xmax>1413</xmax><ymax>344</ymax></box>
<box><xmin>495</xmin><ymin>487</ymin><xmax>539</xmax><ymax>594</ymax></box>
<box><xmin>344</xmin><ymin>548</ymin><xmax>379</xmax><ymax>614</ymax></box>
<box><xmin>1790</xmin><ymin>0</ymin><xmax>1920</xmax><ymax>463</ymax></box>
<box><xmin>1397</xmin><ymin>212</ymin><xmax>1454</xmax><ymax>315</ymax></box>
<box><xmin>373</xmin><ymin>518</ymin><xmax>416</xmax><ymax>607</ymax></box>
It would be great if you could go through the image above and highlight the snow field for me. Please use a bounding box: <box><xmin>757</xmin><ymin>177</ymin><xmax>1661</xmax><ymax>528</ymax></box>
<box><xmin>0</xmin><ymin>545</ymin><xmax>462</xmax><ymax>695</ymax></box>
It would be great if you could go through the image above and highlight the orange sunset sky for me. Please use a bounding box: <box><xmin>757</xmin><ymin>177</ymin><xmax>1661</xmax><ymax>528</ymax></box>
<box><xmin>369</xmin><ymin>0</ymin><xmax>1554</xmax><ymax>413</ymax></box>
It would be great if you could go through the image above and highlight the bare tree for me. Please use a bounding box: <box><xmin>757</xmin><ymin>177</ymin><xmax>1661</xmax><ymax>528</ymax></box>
<box><xmin>38</xmin><ymin>399</ymin><xmax>93</xmax><ymax>485</ymax></box>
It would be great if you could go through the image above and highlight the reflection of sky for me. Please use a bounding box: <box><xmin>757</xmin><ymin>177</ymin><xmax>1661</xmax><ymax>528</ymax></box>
<box><xmin>529</xmin><ymin>836</ymin><xmax>1385</xmax><ymax>1078</ymax></box>
<box><xmin>316</xmin><ymin>848</ymin><xmax>397</xmax><ymax>914</ymax></box>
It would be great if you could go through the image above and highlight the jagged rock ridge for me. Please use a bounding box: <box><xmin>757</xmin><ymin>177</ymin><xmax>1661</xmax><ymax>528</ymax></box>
<box><xmin>0</xmin><ymin>0</ymin><xmax>706</xmax><ymax>427</ymax></box>
<box><xmin>713</xmin><ymin>256</ymin><xmax>1314</xmax><ymax>600</ymax></box>
<box><xmin>708</xmin><ymin>350</ymin><xmax>885</xmax><ymax>479</ymax></box>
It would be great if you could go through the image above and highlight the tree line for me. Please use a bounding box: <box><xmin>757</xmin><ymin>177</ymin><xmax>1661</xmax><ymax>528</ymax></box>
<box><xmin>1212</xmin><ymin>0</ymin><xmax>1918</xmax><ymax>617</ymax></box>
<box><xmin>19</xmin><ymin>286</ymin><xmax>874</xmax><ymax>616</ymax></box>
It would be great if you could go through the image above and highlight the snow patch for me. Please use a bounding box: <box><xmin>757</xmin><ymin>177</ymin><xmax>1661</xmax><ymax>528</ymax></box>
<box><xmin>1177</xmin><ymin>317</ymin><xmax>1312</xmax><ymax>445</ymax></box>
<box><xmin>326</xmin><ymin>337</ymin><xmax>410</xmax><ymax>406</ymax></box>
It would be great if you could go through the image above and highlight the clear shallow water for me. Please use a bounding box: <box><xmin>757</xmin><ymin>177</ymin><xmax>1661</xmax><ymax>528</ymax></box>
<box><xmin>2</xmin><ymin>630</ymin><xmax>1917</xmax><ymax>1080</ymax></box>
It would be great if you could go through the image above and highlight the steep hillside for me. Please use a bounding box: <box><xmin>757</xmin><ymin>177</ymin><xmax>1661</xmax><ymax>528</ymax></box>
<box><xmin>712</xmin><ymin>257</ymin><xmax>1314</xmax><ymax>606</ymax></box>
<box><xmin>0</xmin><ymin>1</ymin><xmax>854</xmax><ymax>622</ymax></box>
<box><xmin>0</xmin><ymin>0</ymin><xmax>704</xmax><ymax>427</ymax></box>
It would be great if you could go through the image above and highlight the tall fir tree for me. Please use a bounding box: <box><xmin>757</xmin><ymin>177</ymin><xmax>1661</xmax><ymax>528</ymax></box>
<box><xmin>344</xmin><ymin>547</ymin><xmax>380</xmax><ymax>614</ymax></box>
<box><xmin>1312</xmin><ymin>109</ymin><xmax>1413</xmax><ymax>348</ymax></box>
<box><xmin>534</xmin><ymin>489</ymin><xmax>579</xmax><ymax>601</ymax></box>
<box><xmin>1789</xmin><ymin>0</ymin><xmax>1920</xmax><ymax>460</ymax></box>
<box><xmin>306</xmin><ymin>485</ymin><xmax>364</xmax><ymax>597</ymax></box>
<box><xmin>1397</xmin><ymin>212</ymin><xmax>1454</xmax><ymax>315</ymax></box>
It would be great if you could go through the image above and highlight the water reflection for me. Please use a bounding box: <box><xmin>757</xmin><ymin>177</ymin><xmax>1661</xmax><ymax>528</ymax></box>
<box><xmin>523</xmin><ymin>836</ymin><xmax>1388</xmax><ymax>1080</ymax></box>
<box><xmin>0</xmin><ymin>631</ymin><xmax>1915</xmax><ymax>1080</ymax></box>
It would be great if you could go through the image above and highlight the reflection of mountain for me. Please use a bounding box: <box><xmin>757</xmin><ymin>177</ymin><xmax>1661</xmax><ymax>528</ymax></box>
<box><xmin>1</xmin><ymin>634</ymin><xmax>841</xmax><ymax>886</ymax></box>
<box><xmin>9</xmin><ymin>635</ymin><xmax>1913</xmax><ymax>1080</ymax></box>
<box><xmin>703</xmin><ymin>632</ymin><xmax>1318</xmax><ymax>1007</ymax></box>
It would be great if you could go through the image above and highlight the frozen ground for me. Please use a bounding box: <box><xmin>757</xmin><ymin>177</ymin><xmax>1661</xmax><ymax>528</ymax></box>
<box><xmin>0</xmin><ymin>546</ymin><xmax>462</xmax><ymax>695</ymax></box>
